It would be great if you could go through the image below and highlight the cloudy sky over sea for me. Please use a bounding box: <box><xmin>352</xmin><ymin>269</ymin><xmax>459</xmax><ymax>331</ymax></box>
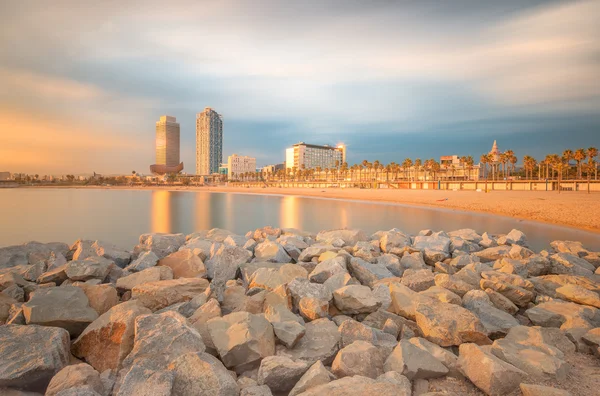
<box><xmin>1</xmin><ymin>0</ymin><xmax>599</xmax><ymax>174</ymax></box>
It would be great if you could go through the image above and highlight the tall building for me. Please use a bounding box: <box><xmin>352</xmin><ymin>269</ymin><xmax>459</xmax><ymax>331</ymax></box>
<box><xmin>228</xmin><ymin>154</ymin><xmax>256</xmax><ymax>180</ymax></box>
<box><xmin>285</xmin><ymin>142</ymin><xmax>346</xmax><ymax>170</ymax></box>
<box><xmin>196</xmin><ymin>107</ymin><xmax>223</xmax><ymax>175</ymax></box>
<box><xmin>150</xmin><ymin>116</ymin><xmax>183</xmax><ymax>174</ymax></box>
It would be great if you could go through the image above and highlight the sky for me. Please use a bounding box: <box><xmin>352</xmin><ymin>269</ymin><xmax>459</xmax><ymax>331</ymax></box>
<box><xmin>1</xmin><ymin>0</ymin><xmax>599</xmax><ymax>175</ymax></box>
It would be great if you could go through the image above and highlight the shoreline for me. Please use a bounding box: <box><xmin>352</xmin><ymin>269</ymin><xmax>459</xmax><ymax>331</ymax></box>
<box><xmin>18</xmin><ymin>184</ymin><xmax>600</xmax><ymax>234</ymax></box>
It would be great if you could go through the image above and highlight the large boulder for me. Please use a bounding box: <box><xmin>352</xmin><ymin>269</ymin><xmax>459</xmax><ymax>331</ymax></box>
<box><xmin>550</xmin><ymin>252</ymin><xmax>595</xmax><ymax>276</ymax></box>
<box><xmin>249</xmin><ymin>264</ymin><xmax>307</xmax><ymax>292</ymax></box>
<box><xmin>333</xmin><ymin>285</ymin><xmax>381</xmax><ymax>314</ymax></box>
<box><xmin>276</xmin><ymin>318</ymin><xmax>340</xmax><ymax>365</ymax></box>
<box><xmin>135</xmin><ymin>233</ymin><xmax>186</xmax><ymax>259</ymax></box>
<box><xmin>316</xmin><ymin>229</ymin><xmax>368</xmax><ymax>246</ymax></box>
<box><xmin>75</xmin><ymin>283</ymin><xmax>119</xmax><ymax>316</ymax></box>
<box><xmin>379</xmin><ymin>230</ymin><xmax>411</xmax><ymax>254</ymax></box>
<box><xmin>72</xmin><ymin>300</ymin><xmax>152</xmax><ymax>372</ymax></box>
<box><xmin>308</xmin><ymin>257</ymin><xmax>347</xmax><ymax>283</ymax></box>
<box><xmin>0</xmin><ymin>325</ymin><xmax>70</xmax><ymax>392</ymax></box>
<box><xmin>408</xmin><ymin>337</ymin><xmax>462</xmax><ymax>377</ymax></box>
<box><xmin>167</xmin><ymin>352</ymin><xmax>240</xmax><ymax>396</ymax></box>
<box><xmin>157</xmin><ymin>249</ymin><xmax>206</xmax><ymax>279</ymax></box>
<box><xmin>116</xmin><ymin>266</ymin><xmax>173</xmax><ymax>291</ymax></box>
<box><xmin>296</xmin><ymin>375</ymin><xmax>414</xmax><ymax>396</ymax></box>
<box><xmin>257</xmin><ymin>356</ymin><xmax>310</xmax><ymax>393</ymax></box>
<box><xmin>45</xmin><ymin>363</ymin><xmax>104</xmax><ymax>396</ymax></box>
<box><xmin>254</xmin><ymin>240</ymin><xmax>292</xmax><ymax>263</ymax></box>
<box><xmin>347</xmin><ymin>258</ymin><xmax>394</xmax><ymax>287</ymax></box>
<box><xmin>65</xmin><ymin>256</ymin><xmax>115</xmax><ymax>281</ymax></box>
<box><xmin>384</xmin><ymin>339</ymin><xmax>448</xmax><ymax>380</ymax></box>
<box><xmin>462</xmin><ymin>290</ymin><xmax>519</xmax><ymax>338</ymax></box>
<box><xmin>92</xmin><ymin>240</ymin><xmax>131</xmax><ymax>268</ymax></box>
<box><xmin>289</xmin><ymin>360</ymin><xmax>335</xmax><ymax>396</ymax></box>
<box><xmin>22</xmin><ymin>286</ymin><xmax>98</xmax><ymax>336</ymax></box>
<box><xmin>131</xmin><ymin>278</ymin><xmax>210</xmax><ymax>311</ymax></box>
<box><xmin>332</xmin><ymin>341</ymin><xmax>384</xmax><ymax>379</ymax></box>
<box><xmin>205</xmin><ymin>245</ymin><xmax>252</xmax><ymax>300</ymax></box>
<box><xmin>113</xmin><ymin>365</ymin><xmax>175</xmax><ymax>396</ymax></box>
<box><xmin>414</xmin><ymin>299</ymin><xmax>490</xmax><ymax>346</ymax></box>
<box><xmin>207</xmin><ymin>312</ymin><xmax>275</xmax><ymax>371</ymax></box>
<box><xmin>458</xmin><ymin>343</ymin><xmax>526</xmax><ymax>396</ymax></box>
<box><xmin>125</xmin><ymin>251</ymin><xmax>159</xmax><ymax>272</ymax></box>
<box><xmin>338</xmin><ymin>319</ymin><xmax>398</xmax><ymax>358</ymax></box>
<box><xmin>556</xmin><ymin>284</ymin><xmax>600</xmax><ymax>308</ymax></box>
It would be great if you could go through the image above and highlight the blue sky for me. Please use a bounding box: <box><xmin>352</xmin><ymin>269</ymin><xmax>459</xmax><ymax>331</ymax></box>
<box><xmin>1</xmin><ymin>0</ymin><xmax>599</xmax><ymax>174</ymax></box>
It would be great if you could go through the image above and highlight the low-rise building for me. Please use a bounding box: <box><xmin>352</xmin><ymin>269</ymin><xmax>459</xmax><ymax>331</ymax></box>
<box><xmin>0</xmin><ymin>172</ymin><xmax>11</xmax><ymax>181</ymax></box>
<box><xmin>227</xmin><ymin>154</ymin><xmax>256</xmax><ymax>180</ymax></box>
<box><xmin>285</xmin><ymin>142</ymin><xmax>346</xmax><ymax>170</ymax></box>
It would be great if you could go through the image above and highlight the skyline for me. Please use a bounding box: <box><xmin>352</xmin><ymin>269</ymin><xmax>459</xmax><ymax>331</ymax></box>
<box><xmin>1</xmin><ymin>0</ymin><xmax>600</xmax><ymax>174</ymax></box>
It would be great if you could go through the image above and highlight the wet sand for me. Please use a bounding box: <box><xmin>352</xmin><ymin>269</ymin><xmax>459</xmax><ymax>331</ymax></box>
<box><xmin>28</xmin><ymin>185</ymin><xmax>600</xmax><ymax>233</ymax></box>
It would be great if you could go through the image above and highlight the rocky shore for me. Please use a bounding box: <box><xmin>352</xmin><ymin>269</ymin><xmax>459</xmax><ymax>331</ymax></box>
<box><xmin>1</xmin><ymin>227</ymin><xmax>599</xmax><ymax>396</ymax></box>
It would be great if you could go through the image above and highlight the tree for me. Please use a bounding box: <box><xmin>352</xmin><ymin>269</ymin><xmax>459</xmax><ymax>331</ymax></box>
<box><xmin>584</xmin><ymin>160</ymin><xmax>596</xmax><ymax>193</ymax></box>
<box><xmin>588</xmin><ymin>147</ymin><xmax>598</xmax><ymax>180</ymax></box>
<box><xmin>562</xmin><ymin>150</ymin><xmax>573</xmax><ymax>180</ymax></box>
<box><xmin>574</xmin><ymin>148</ymin><xmax>586</xmax><ymax>179</ymax></box>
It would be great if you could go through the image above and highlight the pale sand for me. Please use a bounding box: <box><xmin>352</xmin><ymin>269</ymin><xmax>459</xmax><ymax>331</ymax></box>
<box><xmin>32</xmin><ymin>185</ymin><xmax>600</xmax><ymax>233</ymax></box>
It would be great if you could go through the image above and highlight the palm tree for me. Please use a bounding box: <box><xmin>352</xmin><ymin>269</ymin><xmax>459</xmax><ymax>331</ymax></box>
<box><xmin>562</xmin><ymin>150</ymin><xmax>573</xmax><ymax>180</ymax></box>
<box><xmin>465</xmin><ymin>156</ymin><xmax>474</xmax><ymax>180</ymax></box>
<box><xmin>588</xmin><ymin>147</ymin><xmax>598</xmax><ymax>180</ymax></box>
<box><xmin>574</xmin><ymin>148</ymin><xmax>586</xmax><ymax>179</ymax></box>
<box><xmin>584</xmin><ymin>160</ymin><xmax>596</xmax><ymax>193</ymax></box>
<box><xmin>480</xmin><ymin>154</ymin><xmax>489</xmax><ymax>180</ymax></box>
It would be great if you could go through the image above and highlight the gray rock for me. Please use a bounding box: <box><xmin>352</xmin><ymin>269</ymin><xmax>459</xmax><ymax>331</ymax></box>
<box><xmin>157</xmin><ymin>249</ymin><xmax>206</xmax><ymax>279</ymax></box>
<box><xmin>289</xmin><ymin>360</ymin><xmax>335</xmax><ymax>396</ymax></box>
<box><xmin>123</xmin><ymin>251</ymin><xmax>159</xmax><ymax>272</ymax></box>
<box><xmin>113</xmin><ymin>366</ymin><xmax>174</xmax><ymax>396</ymax></box>
<box><xmin>65</xmin><ymin>256</ymin><xmax>115</xmax><ymax>282</ymax></box>
<box><xmin>131</xmin><ymin>278</ymin><xmax>210</xmax><ymax>311</ymax></box>
<box><xmin>462</xmin><ymin>290</ymin><xmax>519</xmax><ymax>338</ymax></box>
<box><xmin>257</xmin><ymin>356</ymin><xmax>309</xmax><ymax>393</ymax></box>
<box><xmin>348</xmin><ymin>258</ymin><xmax>394</xmax><ymax>287</ymax></box>
<box><xmin>308</xmin><ymin>257</ymin><xmax>347</xmax><ymax>283</ymax></box>
<box><xmin>338</xmin><ymin>319</ymin><xmax>398</xmax><ymax>358</ymax></box>
<box><xmin>167</xmin><ymin>352</ymin><xmax>240</xmax><ymax>396</ymax></box>
<box><xmin>276</xmin><ymin>318</ymin><xmax>340</xmax><ymax>365</ymax></box>
<box><xmin>520</xmin><ymin>384</ymin><xmax>572</xmax><ymax>396</ymax></box>
<box><xmin>332</xmin><ymin>340</ymin><xmax>384</xmax><ymax>379</ymax></box>
<box><xmin>134</xmin><ymin>233</ymin><xmax>186</xmax><ymax>259</ymax></box>
<box><xmin>296</xmin><ymin>375</ymin><xmax>414</xmax><ymax>396</ymax></box>
<box><xmin>384</xmin><ymin>339</ymin><xmax>448</xmax><ymax>380</ymax></box>
<box><xmin>401</xmin><ymin>269</ymin><xmax>435</xmax><ymax>292</ymax></box>
<box><xmin>116</xmin><ymin>266</ymin><xmax>173</xmax><ymax>291</ymax></box>
<box><xmin>0</xmin><ymin>324</ymin><xmax>70</xmax><ymax>392</ymax></box>
<box><xmin>316</xmin><ymin>229</ymin><xmax>368</xmax><ymax>246</ymax></box>
<box><xmin>46</xmin><ymin>363</ymin><xmax>104</xmax><ymax>396</ymax></box>
<box><xmin>333</xmin><ymin>284</ymin><xmax>381</xmax><ymax>314</ymax></box>
<box><xmin>254</xmin><ymin>240</ymin><xmax>292</xmax><ymax>263</ymax></box>
<box><xmin>93</xmin><ymin>241</ymin><xmax>131</xmax><ymax>268</ymax></box>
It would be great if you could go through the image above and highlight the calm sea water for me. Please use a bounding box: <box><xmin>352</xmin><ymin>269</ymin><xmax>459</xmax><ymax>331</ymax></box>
<box><xmin>0</xmin><ymin>188</ymin><xmax>599</xmax><ymax>252</ymax></box>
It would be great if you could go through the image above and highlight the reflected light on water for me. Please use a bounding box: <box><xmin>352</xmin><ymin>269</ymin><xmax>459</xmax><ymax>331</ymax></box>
<box><xmin>281</xmin><ymin>195</ymin><xmax>300</xmax><ymax>230</ymax></box>
<box><xmin>151</xmin><ymin>190</ymin><xmax>171</xmax><ymax>233</ymax></box>
<box><xmin>194</xmin><ymin>192</ymin><xmax>211</xmax><ymax>232</ymax></box>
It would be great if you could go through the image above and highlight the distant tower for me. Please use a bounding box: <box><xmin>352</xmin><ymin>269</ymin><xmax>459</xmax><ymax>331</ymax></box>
<box><xmin>150</xmin><ymin>115</ymin><xmax>183</xmax><ymax>174</ymax></box>
<box><xmin>196</xmin><ymin>107</ymin><xmax>223</xmax><ymax>175</ymax></box>
<box><xmin>489</xmin><ymin>140</ymin><xmax>500</xmax><ymax>162</ymax></box>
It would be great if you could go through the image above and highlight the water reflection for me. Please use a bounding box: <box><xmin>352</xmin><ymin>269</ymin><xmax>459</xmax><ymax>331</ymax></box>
<box><xmin>1</xmin><ymin>189</ymin><xmax>599</xmax><ymax>252</ymax></box>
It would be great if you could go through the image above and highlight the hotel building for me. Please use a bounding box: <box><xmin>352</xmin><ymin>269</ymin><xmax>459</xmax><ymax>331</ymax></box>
<box><xmin>150</xmin><ymin>116</ymin><xmax>183</xmax><ymax>174</ymax></box>
<box><xmin>196</xmin><ymin>107</ymin><xmax>223</xmax><ymax>175</ymax></box>
<box><xmin>227</xmin><ymin>154</ymin><xmax>256</xmax><ymax>180</ymax></box>
<box><xmin>285</xmin><ymin>142</ymin><xmax>346</xmax><ymax>170</ymax></box>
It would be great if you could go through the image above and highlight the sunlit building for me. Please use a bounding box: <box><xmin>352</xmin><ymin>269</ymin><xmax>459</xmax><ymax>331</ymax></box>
<box><xmin>196</xmin><ymin>107</ymin><xmax>223</xmax><ymax>175</ymax></box>
<box><xmin>150</xmin><ymin>115</ymin><xmax>183</xmax><ymax>175</ymax></box>
<box><xmin>228</xmin><ymin>154</ymin><xmax>256</xmax><ymax>180</ymax></box>
<box><xmin>285</xmin><ymin>142</ymin><xmax>346</xmax><ymax>170</ymax></box>
<box><xmin>262</xmin><ymin>163</ymin><xmax>284</xmax><ymax>174</ymax></box>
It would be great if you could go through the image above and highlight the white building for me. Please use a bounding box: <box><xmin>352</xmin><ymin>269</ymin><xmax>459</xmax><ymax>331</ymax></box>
<box><xmin>196</xmin><ymin>107</ymin><xmax>223</xmax><ymax>175</ymax></box>
<box><xmin>285</xmin><ymin>142</ymin><xmax>346</xmax><ymax>170</ymax></box>
<box><xmin>228</xmin><ymin>154</ymin><xmax>256</xmax><ymax>180</ymax></box>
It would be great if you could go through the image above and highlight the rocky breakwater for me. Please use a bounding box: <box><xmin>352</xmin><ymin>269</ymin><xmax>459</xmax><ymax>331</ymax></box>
<box><xmin>1</xmin><ymin>227</ymin><xmax>600</xmax><ymax>396</ymax></box>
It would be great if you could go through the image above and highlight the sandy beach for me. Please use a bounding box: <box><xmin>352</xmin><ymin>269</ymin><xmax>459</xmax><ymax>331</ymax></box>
<box><xmin>28</xmin><ymin>185</ymin><xmax>600</xmax><ymax>233</ymax></box>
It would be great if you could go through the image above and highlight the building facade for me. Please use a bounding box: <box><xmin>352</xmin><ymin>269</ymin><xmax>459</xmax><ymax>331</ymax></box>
<box><xmin>150</xmin><ymin>115</ymin><xmax>183</xmax><ymax>174</ymax></box>
<box><xmin>262</xmin><ymin>163</ymin><xmax>284</xmax><ymax>175</ymax></box>
<box><xmin>285</xmin><ymin>142</ymin><xmax>346</xmax><ymax>170</ymax></box>
<box><xmin>196</xmin><ymin>107</ymin><xmax>223</xmax><ymax>175</ymax></box>
<box><xmin>228</xmin><ymin>154</ymin><xmax>256</xmax><ymax>180</ymax></box>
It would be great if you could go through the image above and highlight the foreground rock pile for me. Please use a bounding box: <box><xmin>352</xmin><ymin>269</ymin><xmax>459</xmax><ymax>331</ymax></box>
<box><xmin>1</xmin><ymin>227</ymin><xmax>600</xmax><ymax>395</ymax></box>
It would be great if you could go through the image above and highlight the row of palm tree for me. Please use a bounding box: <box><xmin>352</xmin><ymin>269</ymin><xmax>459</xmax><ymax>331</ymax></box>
<box><xmin>522</xmin><ymin>148</ymin><xmax>598</xmax><ymax>181</ymax></box>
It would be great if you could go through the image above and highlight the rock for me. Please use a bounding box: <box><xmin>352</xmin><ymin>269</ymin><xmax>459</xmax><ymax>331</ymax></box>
<box><xmin>308</xmin><ymin>257</ymin><xmax>347</xmax><ymax>283</ymax></box>
<box><xmin>276</xmin><ymin>318</ymin><xmax>340</xmax><ymax>365</ymax></box>
<box><xmin>135</xmin><ymin>233</ymin><xmax>186</xmax><ymax>259</ymax></box>
<box><xmin>121</xmin><ymin>311</ymin><xmax>206</xmax><ymax>372</ymax></box>
<box><xmin>298</xmin><ymin>245</ymin><xmax>336</xmax><ymax>262</ymax></box>
<box><xmin>502</xmin><ymin>229</ymin><xmax>527</xmax><ymax>246</ymax></box>
<box><xmin>525</xmin><ymin>300</ymin><xmax>598</xmax><ymax>329</ymax></box>
<box><xmin>116</xmin><ymin>266</ymin><xmax>173</xmax><ymax>291</ymax></box>
<box><xmin>348</xmin><ymin>258</ymin><xmax>394</xmax><ymax>287</ymax></box>
<box><xmin>113</xmin><ymin>365</ymin><xmax>174</xmax><ymax>396</ymax></box>
<box><xmin>264</xmin><ymin>304</ymin><xmax>305</xmax><ymax>348</ymax></box>
<box><xmin>71</xmin><ymin>239</ymin><xmax>97</xmax><ymax>261</ymax></box>
<box><xmin>520</xmin><ymin>383</ymin><xmax>572</xmax><ymax>396</ymax></box>
<box><xmin>413</xmin><ymin>235</ymin><xmax>451</xmax><ymax>256</ymax></box>
<box><xmin>333</xmin><ymin>285</ymin><xmax>381</xmax><ymax>314</ymax></box>
<box><xmin>462</xmin><ymin>290</ymin><xmax>519</xmax><ymax>338</ymax></box>
<box><xmin>414</xmin><ymin>298</ymin><xmax>491</xmax><ymax>347</ymax></box>
<box><xmin>21</xmin><ymin>262</ymin><xmax>47</xmax><ymax>282</ymax></box>
<box><xmin>287</xmin><ymin>278</ymin><xmax>332</xmax><ymax>309</ymax></box>
<box><xmin>125</xmin><ymin>251</ymin><xmax>159</xmax><ymax>272</ymax></box>
<box><xmin>448</xmin><ymin>229</ymin><xmax>483</xmax><ymax>244</ymax></box>
<box><xmin>556</xmin><ymin>284</ymin><xmax>600</xmax><ymax>308</ymax></box>
<box><xmin>289</xmin><ymin>360</ymin><xmax>336</xmax><ymax>396</ymax></box>
<box><xmin>72</xmin><ymin>300</ymin><xmax>152</xmax><ymax>372</ymax></box>
<box><xmin>296</xmin><ymin>375</ymin><xmax>413</xmax><ymax>396</ymax></box>
<box><xmin>242</xmin><ymin>385</ymin><xmax>273</xmax><ymax>396</ymax></box>
<box><xmin>46</xmin><ymin>363</ymin><xmax>104</xmax><ymax>396</ymax></box>
<box><xmin>257</xmin><ymin>356</ymin><xmax>309</xmax><ymax>393</ymax></box>
<box><xmin>254</xmin><ymin>240</ymin><xmax>292</xmax><ymax>263</ymax></box>
<box><xmin>1</xmin><ymin>284</ymin><xmax>24</xmax><ymax>302</ymax></box>
<box><xmin>224</xmin><ymin>234</ymin><xmax>249</xmax><ymax>248</ymax></box>
<box><xmin>401</xmin><ymin>269</ymin><xmax>435</xmax><ymax>292</ymax></box>
<box><xmin>352</xmin><ymin>241</ymin><xmax>381</xmax><ymax>262</ymax></box>
<box><xmin>408</xmin><ymin>337</ymin><xmax>461</xmax><ymax>377</ymax></box>
<box><xmin>434</xmin><ymin>274</ymin><xmax>476</xmax><ymax>297</ymax></box>
<box><xmin>0</xmin><ymin>325</ymin><xmax>70</xmax><ymax>392</ymax></box>
<box><xmin>47</xmin><ymin>251</ymin><xmax>68</xmax><ymax>271</ymax></box>
<box><xmin>550</xmin><ymin>252</ymin><xmax>595</xmax><ymax>276</ymax></box>
<box><xmin>167</xmin><ymin>352</ymin><xmax>240</xmax><ymax>396</ymax></box>
<box><xmin>323</xmin><ymin>272</ymin><xmax>357</xmax><ymax>295</ymax></box>
<box><xmin>207</xmin><ymin>312</ymin><xmax>275</xmax><ymax>371</ymax></box>
<box><xmin>475</xmin><ymin>246</ymin><xmax>512</xmax><ymax>263</ymax></box>
<box><xmin>75</xmin><ymin>283</ymin><xmax>119</xmax><ymax>315</ymax></box>
<box><xmin>65</xmin><ymin>256</ymin><xmax>115</xmax><ymax>281</ymax></box>
<box><xmin>582</xmin><ymin>328</ymin><xmax>600</xmax><ymax>356</ymax></box>
<box><xmin>484</xmin><ymin>288</ymin><xmax>519</xmax><ymax>315</ymax></box>
<box><xmin>338</xmin><ymin>319</ymin><xmax>398</xmax><ymax>357</ymax></box>
<box><xmin>92</xmin><ymin>241</ymin><xmax>131</xmax><ymax>268</ymax></box>
<box><xmin>332</xmin><ymin>340</ymin><xmax>384</xmax><ymax>379</ymax></box>
<box><xmin>379</xmin><ymin>230</ymin><xmax>411</xmax><ymax>254</ymax></box>
<box><xmin>249</xmin><ymin>264</ymin><xmax>307</xmax><ymax>291</ymax></box>
<box><xmin>189</xmin><ymin>298</ymin><xmax>222</xmax><ymax>353</ymax></box>
<box><xmin>384</xmin><ymin>339</ymin><xmax>448</xmax><ymax>380</ymax></box>
<box><xmin>419</xmin><ymin>286</ymin><xmax>461</xmax><ymax>305</ymax></box>
<box><xmin>132</xmin><ymin>278</ymin><xmax>210</xmax><ymax>311</ymax></box>
<box><xmin>36</xmin><ymin>264</ymin><xmax>69</xmax><ymax>285</ymax></box>
<box><xmin>157</xmin><ymin>249</ymin><xmax>206</xmax><ymax>278</ymax></box>
<box><xmin>22</xmin><ymin>286</ymin><xmax>98</xmax><ymax>336</ymax></box>
<box><xmin>480</xmin><ymin>279</ymin><xmax>534</xmax><ymax>308</ymax></box>
<box><xmin>298</xmin><ymin>297</ymin><xmax>329</xmax><ymax>321</ymax></box>
<box><xmin>458</xmin><ymin>343</ymin><xmax>526</xmax><ymax>396</ymax></box>
<box><xmin>376</xmin><ymin>372</ymin><xmax>411</xmax><ymax>395</ymax></box>
<box><xmin>502</xmin><ymin>325</ymin><xmax>576</xmax><ymax>357</ymax></box>
<box><xmin>316</xmin><ymin>229</ymin><xmax>368</xmax><ymax>246</ymax></box>
<box><xmin>206</xmin><ymin>245</ymin><xmax>252</xmax><ymax>299</ymax></box>
<box><xmin>490</xmin><ymin>338</ymin><xmax>569</xmax><ymax>380</ymax></box>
